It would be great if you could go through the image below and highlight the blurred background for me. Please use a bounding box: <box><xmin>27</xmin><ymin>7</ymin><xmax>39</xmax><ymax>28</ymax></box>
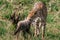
<box><xmin>0</xmin><ymin>0</ymin><xmax>60</xmax><ymax>40</ymax></box>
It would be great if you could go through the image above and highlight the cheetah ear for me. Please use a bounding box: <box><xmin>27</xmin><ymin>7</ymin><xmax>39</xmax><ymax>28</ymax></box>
<box><xmin>10</xmin><ymin>13</ymin><xmax>15</xmax><ymax>19</ymax></box>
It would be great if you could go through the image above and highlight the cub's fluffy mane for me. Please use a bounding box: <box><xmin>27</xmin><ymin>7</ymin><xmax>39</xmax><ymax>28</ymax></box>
<box><xmin>27</xmin><ymin>2</ymin><xmax>44</xmax><ymax>20</ymax></box>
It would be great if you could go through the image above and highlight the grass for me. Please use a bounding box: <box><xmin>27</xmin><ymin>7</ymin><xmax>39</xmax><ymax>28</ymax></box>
<box><xmin>0</xmin><ymin>0</ymin><xmax>60</xmax><ymax>40</ymax></box>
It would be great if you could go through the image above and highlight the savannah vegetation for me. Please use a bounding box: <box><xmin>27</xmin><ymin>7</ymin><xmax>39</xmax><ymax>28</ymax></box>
<box><xmin>0</xmin><ymin>0</ymin><xmax>60</xmax><ymax>40</ymax></box>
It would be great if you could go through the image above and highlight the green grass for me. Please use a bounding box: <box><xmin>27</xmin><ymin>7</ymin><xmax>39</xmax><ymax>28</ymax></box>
<box><xmin>0</xmin><ymin>0</ymin><xmax>60</xmax><ymax>40</ymax></box>
<box><xmin>47</xmin><ymin>14</ymin><xmax>54</xmax><ymax>23</ymax></box>
<box><xmin>0</xmin><ymin>21</ymin><xmax>7</xmax><ymax>36</ymax></box>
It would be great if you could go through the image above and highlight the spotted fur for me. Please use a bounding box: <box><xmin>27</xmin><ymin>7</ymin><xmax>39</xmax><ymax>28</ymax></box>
<box><xmin>14</xmin><ymin>1</ymin><xmax>47</xmax><ymax>40</ymax></box>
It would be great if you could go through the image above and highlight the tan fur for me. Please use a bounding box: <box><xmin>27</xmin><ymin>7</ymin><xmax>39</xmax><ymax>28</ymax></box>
<box><xmin>27</xmin><ymin>2</ymin><xmax>44</xmax><ymax>20</ymax></box>
<box><xmin>26</xmin><ymin>2</ymin><xmax>47</xmax><ymax>40</ymax></box>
